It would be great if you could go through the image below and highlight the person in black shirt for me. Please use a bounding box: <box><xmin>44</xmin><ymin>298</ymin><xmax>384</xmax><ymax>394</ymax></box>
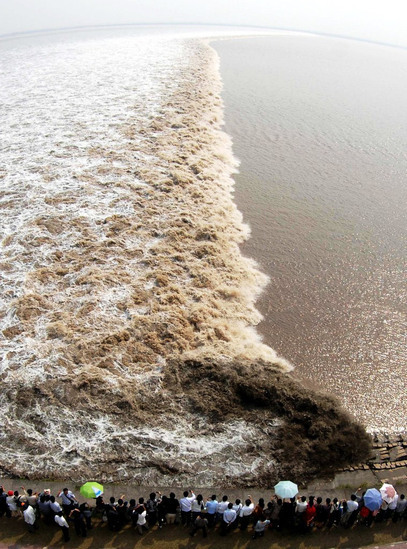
<box><xmin>0</xmin><ymin>487</ymin><xmax>11</xmax><ymax>518</ymax></box>
<box><xmin>69</xmin><ymin>505</ymin><xmax>87</xmax><ymax>537</ymax></box>
<box><xmin>165</xmin><ymin>492</ymin><xmax>179</xmax><ymax>524</ymax></box>
<box><xmin>157</xmin><ymin>495</ymin><xmax>167</xmax><ymax>527</ymax></box>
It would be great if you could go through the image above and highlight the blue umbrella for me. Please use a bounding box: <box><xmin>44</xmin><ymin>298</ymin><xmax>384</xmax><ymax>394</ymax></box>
<box><xmin>274</xmin><ymin>480</ymin><xmax>298</xmax><ymax>499</ymax></box>
<box><xmin>364</xmin><ymin>488</ymin><xmax>382</xmax><ymax>511</ymax></box>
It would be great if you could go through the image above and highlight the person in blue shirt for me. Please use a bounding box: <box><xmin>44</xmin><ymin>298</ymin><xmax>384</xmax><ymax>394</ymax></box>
<box><xmin>205</xmin><ymin>495</ymin><xmax>218</xmax><ymax>527</ymax></box>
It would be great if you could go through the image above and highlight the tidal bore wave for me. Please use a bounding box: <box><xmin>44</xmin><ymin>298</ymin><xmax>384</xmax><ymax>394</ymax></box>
<box><xmin>0</xmin><ymin>33</ymin><xmax>370</xmax><ymax>484</ymax></box>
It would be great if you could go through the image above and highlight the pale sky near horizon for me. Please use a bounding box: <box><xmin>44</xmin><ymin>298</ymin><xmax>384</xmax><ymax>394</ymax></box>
<box><xmin>1</xmin><ymin>0</ymin><xmax>407</xmax><ymax>47</ymax></box>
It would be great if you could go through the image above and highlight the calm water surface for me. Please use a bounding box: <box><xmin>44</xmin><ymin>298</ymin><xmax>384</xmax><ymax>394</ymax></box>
<box><xmin>214</xmin><ymin>35</ymin><xmax>407</xmax><ymax>433</ymax></box>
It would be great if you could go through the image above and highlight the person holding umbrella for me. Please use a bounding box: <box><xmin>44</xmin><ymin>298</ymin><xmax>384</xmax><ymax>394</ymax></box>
<box><xmin>361</xmin><ymin>488</ymin><xmax>382</xmax><ymax>526</ymax></box>
<box><xmin>364</xmin><ymin>488</ymin><xmax>382</xmax><ymax>512</ymax></box>
<box><xmin>380</xmin><ymin>483</ymin><xmax>398</xmax><ymax>519</ymax></box>
<box><xmin>273</xmin><ymin>481</ymin><xmax>298</xmax><ymax>531</ymax></box>
<box><xmin>78</xmin><ymin>482</ymin><xmax>104</xmax><ymax>526</ymax></box>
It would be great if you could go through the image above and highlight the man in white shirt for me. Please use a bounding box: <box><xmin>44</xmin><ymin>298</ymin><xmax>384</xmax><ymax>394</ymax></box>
<box><xmin>22</xmin><ymin>503</ymin><xmax>38</xmax><ymax>533</ymax></box>
<box><xmin>49</xmin><ymin>496</ymin><xmax>62</xmax><ymax>515</ymax></box>
<box><xmin>216</xmin><ymin>495</ymin><xmax>229</xmax><ymax>523</ymax></box>
<box><xmin>296</xmin><ymin>496</ymin><xmax>308</xmax><ymax>514</ymax></box>
<box><xmin>343</xmin><ymin>495</ymin><xmax>359</xmax><ymax>527</ymax></box>
<box><xmin>6</xmin><ymin>491</ymin><xmax>17</xmax><ymax>515</ymax></box>
<box><xmin>239</xmin><ymin>496</ymin><xmax>254</xmax><ymax>530</ymax></box>
<box><xmin>136</xmin><ymin>499</ymin><xmax>149</xmax><ymax>535</ymax></box>
<box><xmin>346</xmin><ymin>496</ymin><xmax>359</xmax><ymax>513</ymax></box>
<box><xmin>221</xmin><ymin>503</ymin><xmax>237</xmax><ymax>535</ymax></box>
<box><xmin>55</xmin><ymin>511</ymin><xmax>70</xmax><ymax>542</ymax></box>
<box><xmin>179</xmin><ymin>490</ymin><xmax>195</xmax><ymax>526</ymax></box>
<box><xmin>57</xmin><ymin>487</ymin><xmax>77</xmax><ymax>515</ymax></box>
<box><xmin>232</xmin><ymin>499</ymin><xmax>242</xmax><ymax>519</ymax></box>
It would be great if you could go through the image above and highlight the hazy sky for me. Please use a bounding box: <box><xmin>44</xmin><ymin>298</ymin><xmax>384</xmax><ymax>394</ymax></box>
<box><xmin>1</xmin><ymin>0</ymin><xmax>407</xmax><ymax>47</ymax></box>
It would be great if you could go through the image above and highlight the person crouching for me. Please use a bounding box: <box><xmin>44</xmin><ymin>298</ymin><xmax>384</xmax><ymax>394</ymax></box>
<box><xmin>190</xmin><ymin>514</ymin><xmax>208</xmax><ymax>538</ymax></box>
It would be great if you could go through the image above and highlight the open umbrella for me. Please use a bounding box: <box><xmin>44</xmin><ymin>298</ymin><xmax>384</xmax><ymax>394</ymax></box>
<box><xmin>80</xmin><ymin>481</ymin><xmax>104</xmax><ymax>499</ymax></box>
<box><xmin>274</xmin><ymin>480</ymin><xmax>298</xmax><ymax>499</ymax></box>
<box><xmin>380</xmin><ymin>483</ymin><xmax>397</xmax><ymax>504</ymax></box>
<box><xmin>364</xmin><ymin>488</ymin><xmax>382</xmax><ymax>511</ymax></box>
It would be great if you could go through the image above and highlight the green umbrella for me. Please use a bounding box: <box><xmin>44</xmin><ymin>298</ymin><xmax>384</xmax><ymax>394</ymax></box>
<box><xmin>80</xmin><ymin>481</ymin><xmax>104</xmax><ymax>499</ymax></box>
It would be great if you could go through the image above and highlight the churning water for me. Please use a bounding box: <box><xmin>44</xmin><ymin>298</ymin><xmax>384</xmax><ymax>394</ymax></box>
<box><xmin>0</xmin><ymin>26</ymin><xmax>292</xmax><ymax>483</ymax></box>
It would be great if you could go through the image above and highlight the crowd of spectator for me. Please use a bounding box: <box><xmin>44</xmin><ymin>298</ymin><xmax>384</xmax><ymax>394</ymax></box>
<box><xmin>0</xmin><ymin>484</ymin><xmax>406</xmax><ymax>542</ymax></box>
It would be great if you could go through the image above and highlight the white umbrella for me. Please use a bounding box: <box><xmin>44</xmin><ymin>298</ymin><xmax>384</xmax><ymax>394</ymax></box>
<box><xmin>274</xmin><ymin>480</ymin><xmax>298</xmax><ymax>499</ymax></box>
<box><xmin>380</xmin><ymin>483</ymin><xmax>397</xmax><ymax>504</ymax></box>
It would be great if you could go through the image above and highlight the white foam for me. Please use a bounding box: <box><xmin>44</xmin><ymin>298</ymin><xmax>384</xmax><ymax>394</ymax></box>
<box><xmin>0</xmin><ymin>31</ymin><xmax>289</xmax><ymax>482</ymax></box>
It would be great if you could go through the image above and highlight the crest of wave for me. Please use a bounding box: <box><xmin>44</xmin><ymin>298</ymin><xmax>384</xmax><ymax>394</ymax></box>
<box><xmin>0</xmin><ymin>34</ymin><xmax>369</xmax><ymax>484</ymax></box>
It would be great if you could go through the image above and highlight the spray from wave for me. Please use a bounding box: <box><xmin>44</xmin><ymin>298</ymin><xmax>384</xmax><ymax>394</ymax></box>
<box><xmin>0</xmin><ymin>32</ymin><xmax>369</xmax><ymax>484</ymax></box>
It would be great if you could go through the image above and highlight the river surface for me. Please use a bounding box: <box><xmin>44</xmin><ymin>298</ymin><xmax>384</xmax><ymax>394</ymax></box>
<box><xmin>214</xmin><ymin>35</ymin><xmax>407</xmax><ymax>433</ymax></box>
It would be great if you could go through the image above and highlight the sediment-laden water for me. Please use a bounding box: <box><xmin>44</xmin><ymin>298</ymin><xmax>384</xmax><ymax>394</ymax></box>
<box><xmin>0</xmin><ymin>27</ymin><xmax>371</xmax><ymax>484</ymax></box>
<box><xmin>214</xmin><ymin>35</ymin><xmax>407</xmax><ymax>435</ymax></box>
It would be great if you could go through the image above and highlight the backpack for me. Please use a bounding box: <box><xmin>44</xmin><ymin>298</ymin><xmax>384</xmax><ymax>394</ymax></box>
<box><xmin>15</xmin><ymin>495</ymin><xmax>24</xmax><ymax>508</ymax></box>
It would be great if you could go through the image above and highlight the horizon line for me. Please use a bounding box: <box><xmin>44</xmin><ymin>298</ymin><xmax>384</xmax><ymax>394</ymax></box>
<box><xmin>0</xmin><ymin>22</ymin><xmax>406</xmax><ymax>51</ymax></box>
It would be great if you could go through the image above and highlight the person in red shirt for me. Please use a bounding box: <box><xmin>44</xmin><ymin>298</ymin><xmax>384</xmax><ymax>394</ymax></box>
<box><xmin>304</xmin><ymin>496</ymin><xmax>316</xmax><ymax>530</ymax></box>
